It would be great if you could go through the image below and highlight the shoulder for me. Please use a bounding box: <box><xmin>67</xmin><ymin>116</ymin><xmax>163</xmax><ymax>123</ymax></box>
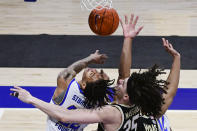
<box><xmin>97</xmin><ymin>105</ymin><xmax>122</xmax><ymax>123</ymax></box>
<box><xmin>53</xmin><ymin>78</ymin><xmax>77</xmax><ymax>100</ymax></box>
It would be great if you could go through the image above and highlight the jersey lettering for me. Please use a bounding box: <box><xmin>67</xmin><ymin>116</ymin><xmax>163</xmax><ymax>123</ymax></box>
<box><xmin>131</xmin><ymin>114</ymin><xmax>139</xmax><ymax>131</ymax></box>
<box><xmin>72</xmin><ymin>95</ymin><xmax>85</xmax><ymax>107</ymax></box>
<box><xmin>143</xmin><ymin>124</ymin><xmax>157</xmax><ymax>131</ymax></box>
<box><xmin>123</xmin><ymin>119</ymin><xmax>131</xmax><ymax>131</ymax></box>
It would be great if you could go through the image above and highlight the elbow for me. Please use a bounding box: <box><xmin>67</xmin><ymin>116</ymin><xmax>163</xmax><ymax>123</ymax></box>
<box><xmin>58</xmin><ymin>67</ymin><xmax>71</xmax><ymax>79</ymax></box>
<box><xmin>57</xmin><ymin>74</ymin><xmax>65</xmax><ymax>84</ymax></box>
<box><xmin>57</xmin><ymin>70</ymin><xmax>70</xmax><ymax>81</ymax></box>
<box><xmin>57</xmin><ymin>71</ymin><xmax>64</xmax><ymax>80</ymax></box>
<box><xmin>57</xmin><ymin>74</ymin><xmax>62</xmax><ymax>81</ymax></box>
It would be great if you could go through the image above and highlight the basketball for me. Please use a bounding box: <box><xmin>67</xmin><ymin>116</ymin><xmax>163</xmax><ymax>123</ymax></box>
<box><xmin>88</xmin><ymin>7</ymin><xmax>119</xmax><ymax>36</ymax></box>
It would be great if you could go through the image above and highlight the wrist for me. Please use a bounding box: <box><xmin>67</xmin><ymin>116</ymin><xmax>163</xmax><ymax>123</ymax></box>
<box><xmin>124</xmin><ymin>37</ymin><xmax>133</xmax><ymax>44</ymax></box>
<box><xmin>124</xmin><ymin>36</ymin><xmax>133</xmax><ymax>40</ymax></box>
<box><xmin>29</xmin><ymin>96</ymin><xmax>37</xmax><ymax>105</ymax></box>
<box><xmin>173</xmin><ymin>53</ymin><xmax>181</xmax><ymax>59</ymax></box>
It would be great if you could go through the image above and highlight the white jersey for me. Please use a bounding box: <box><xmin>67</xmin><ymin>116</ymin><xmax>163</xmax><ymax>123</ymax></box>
<box><xmin>47</xmin><ymin>79</ymin><xmax>87</xmax><ymax>131</ymax></box>
<box><xmin>157</xmin><ymin>114</ymin><xmax>171</xmax><ymax>131</ymax></box>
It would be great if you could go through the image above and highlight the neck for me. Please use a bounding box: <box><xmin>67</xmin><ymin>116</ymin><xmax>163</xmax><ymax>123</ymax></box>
<box><xmin>116</xmin><ymin>97</ymin><xmax>131</xmax><ymax>106</ymax></box>
<box><xmin>78</xmin><ymin>80</ymin><xmax>85</xmax><ymax>90</ymax></box>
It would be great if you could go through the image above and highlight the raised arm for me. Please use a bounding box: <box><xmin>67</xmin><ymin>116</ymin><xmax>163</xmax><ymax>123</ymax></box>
<box><xmin>58</xmin><ymin>50</ymin><xmax>107</xmax><ymax>80</ymax></box>
<box><xmin>54</xmin><ymin>50</ymin><xmax>107</xmax><ymax>98</ymax></box>
<box><xmin>160</xmin><ymin>38</ymin><xmax>181</xmax><ymax>116</ymax></box>
<box><xmin>10</xmin><ymin>86</ymin><xmax>119</xmax><ymax>125</ymax></box>
<box><xmin>118</xmin><ymin>14</ymin><xmax>143</xmax><ymax>81</ymax></box>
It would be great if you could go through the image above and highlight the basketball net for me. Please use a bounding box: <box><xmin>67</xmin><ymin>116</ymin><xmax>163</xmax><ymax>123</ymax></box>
<box><xmin>81</xmin><ymin>0</ymin><xmax>113</xmax><ymax>11</ymax></box>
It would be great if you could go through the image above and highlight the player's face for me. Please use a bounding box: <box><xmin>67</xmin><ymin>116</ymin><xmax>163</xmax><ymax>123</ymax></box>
<box><xmin>82</xmin><ymin>68</ymin><xmax>109</xmax><ymax>83</ymax></box>
<box><xmin>115</xmin><ymin>78</ymin><xmax>129</xmax><ymax>99</ymax></box>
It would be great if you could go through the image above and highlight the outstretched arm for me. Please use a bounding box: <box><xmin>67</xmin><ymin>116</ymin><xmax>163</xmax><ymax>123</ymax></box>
<box><xmin>10</xmin><ymin>86</ymin><xmax>119</xmax><ymax>124</ymax></box>
<box><xmin>58</xmin><ymin>50</ymin><xmax>107</xmax><ymax>80</ymax></box>
<box><xmin>160</xmin><ymin>38</ymin><xmax>181</xmax><ymax>116</ymax></box>
<box><xmin>54</xmin><ymin>50</ymin><xmax>107</xmax><ymax>99</ymax></box>
<box><xmin>118</xmin><ymin>14</ymin><xmax>143</xmax><ymax>81</ymax></box>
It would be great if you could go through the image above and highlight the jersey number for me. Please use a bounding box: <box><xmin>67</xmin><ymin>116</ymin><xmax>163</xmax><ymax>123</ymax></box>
<box><xmin>123</xmin><ymin>114</ymin><xmax>139</xmax><ymax>131</ymax></box>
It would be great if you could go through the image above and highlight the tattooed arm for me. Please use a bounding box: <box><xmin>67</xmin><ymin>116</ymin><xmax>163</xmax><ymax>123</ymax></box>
<box><xmin>53</xmin><ymin>50</ymin><xmax>107</xmax><ymax>100</ymax></box>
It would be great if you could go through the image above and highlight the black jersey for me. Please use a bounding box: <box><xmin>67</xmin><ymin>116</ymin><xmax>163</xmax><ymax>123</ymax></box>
<box><xmin>97</xmin><ymin>104</ymin><xmax>159</xmax><ymax>131</ymax></box>
<box><xmin>136</xmin><ymin>115</ymin><xmax>159</xmax><ymax>131</ymax></box>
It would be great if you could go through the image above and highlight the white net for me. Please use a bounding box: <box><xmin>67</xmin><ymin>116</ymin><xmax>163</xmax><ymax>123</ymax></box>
<box><xmin>81</xmin><ymin>0</ymin><xmax>113</xmax><ymax>11</ymax></box>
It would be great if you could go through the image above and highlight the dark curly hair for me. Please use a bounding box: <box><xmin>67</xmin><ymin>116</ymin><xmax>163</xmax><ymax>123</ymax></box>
<box><xmin>83</xmin><ymin>79</ymin><xmax>115</xmax><ymax>108</ymax></box>
<box><xmin>127</xmin><ymin>64</ymin><xmax>168</xmax><ymax>117</ymax></box>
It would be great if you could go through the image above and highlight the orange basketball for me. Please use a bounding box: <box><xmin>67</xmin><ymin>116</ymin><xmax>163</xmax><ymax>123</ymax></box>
<box><xmin>88</xmin><ymin>7</ymin><xmax>119</xmax><ymax>36</ymax></box>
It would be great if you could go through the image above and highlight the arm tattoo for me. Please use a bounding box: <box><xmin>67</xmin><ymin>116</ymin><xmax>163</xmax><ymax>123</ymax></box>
<box><xmin>58</xmin><ymin>56</ymin><xmax>92</xmax><ymax>80</ymax></box>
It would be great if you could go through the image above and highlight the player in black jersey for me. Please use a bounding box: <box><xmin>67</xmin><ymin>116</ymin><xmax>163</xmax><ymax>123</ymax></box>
<box><xmin>98</xmin><ymin>13</ymin><xmax>179</xmax><ymax>131</ymax></box>
<box><xmin>109</xmin><ymin>14</ymin><xmax>180</xmax><ymax>131</ymax></box>
<box><xmin>11</xmin><ymin>14</ymin><xmax>180</xmax><ymax>131</ymax></box>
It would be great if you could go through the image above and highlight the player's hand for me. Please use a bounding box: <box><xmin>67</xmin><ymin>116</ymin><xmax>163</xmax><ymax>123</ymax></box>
<box><xmin>10</xmin><ymin>86</ymin><xmax>33</xmax><ymax>104</ymax></box>
<box><xmin>162</xmin><ymin>38</ymin><xmax>180</xmax><ymax>57</ymax></box>
<box><xmin>120</xmin><ymin>14</ymin><xmax>143</xmax><ymax>38</ymax></box>
<box><xmin>89</xmin><ymin>50</ymin><xmax>108</xmax><ymax>64</ymax></box>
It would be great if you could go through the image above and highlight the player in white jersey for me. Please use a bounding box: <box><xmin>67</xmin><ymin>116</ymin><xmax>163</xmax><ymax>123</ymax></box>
<box><xmin>46</xmin><ymin>50</ymin><xmax>114</xmax><ymax>131</ymax></box>
<box><xmin>157</xmin><ymin>114</ymin><xmax>172</xmax><ymax>131</ymax></box>
<box><xmin>47</xmin><ymin>79</ymin><xmax>87</xmax><ymax>131</ymax></box>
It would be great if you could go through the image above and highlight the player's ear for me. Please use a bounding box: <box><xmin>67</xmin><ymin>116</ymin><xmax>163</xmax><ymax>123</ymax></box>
<box><xmin>123</xmin><ymin>94</ymin><xmax>129</xmax><ymax>101</ymax></box>
<box><xmin>81</xmin><ymin>82</ymin><xmax>86</xmax><ymax>89</ymax></box>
